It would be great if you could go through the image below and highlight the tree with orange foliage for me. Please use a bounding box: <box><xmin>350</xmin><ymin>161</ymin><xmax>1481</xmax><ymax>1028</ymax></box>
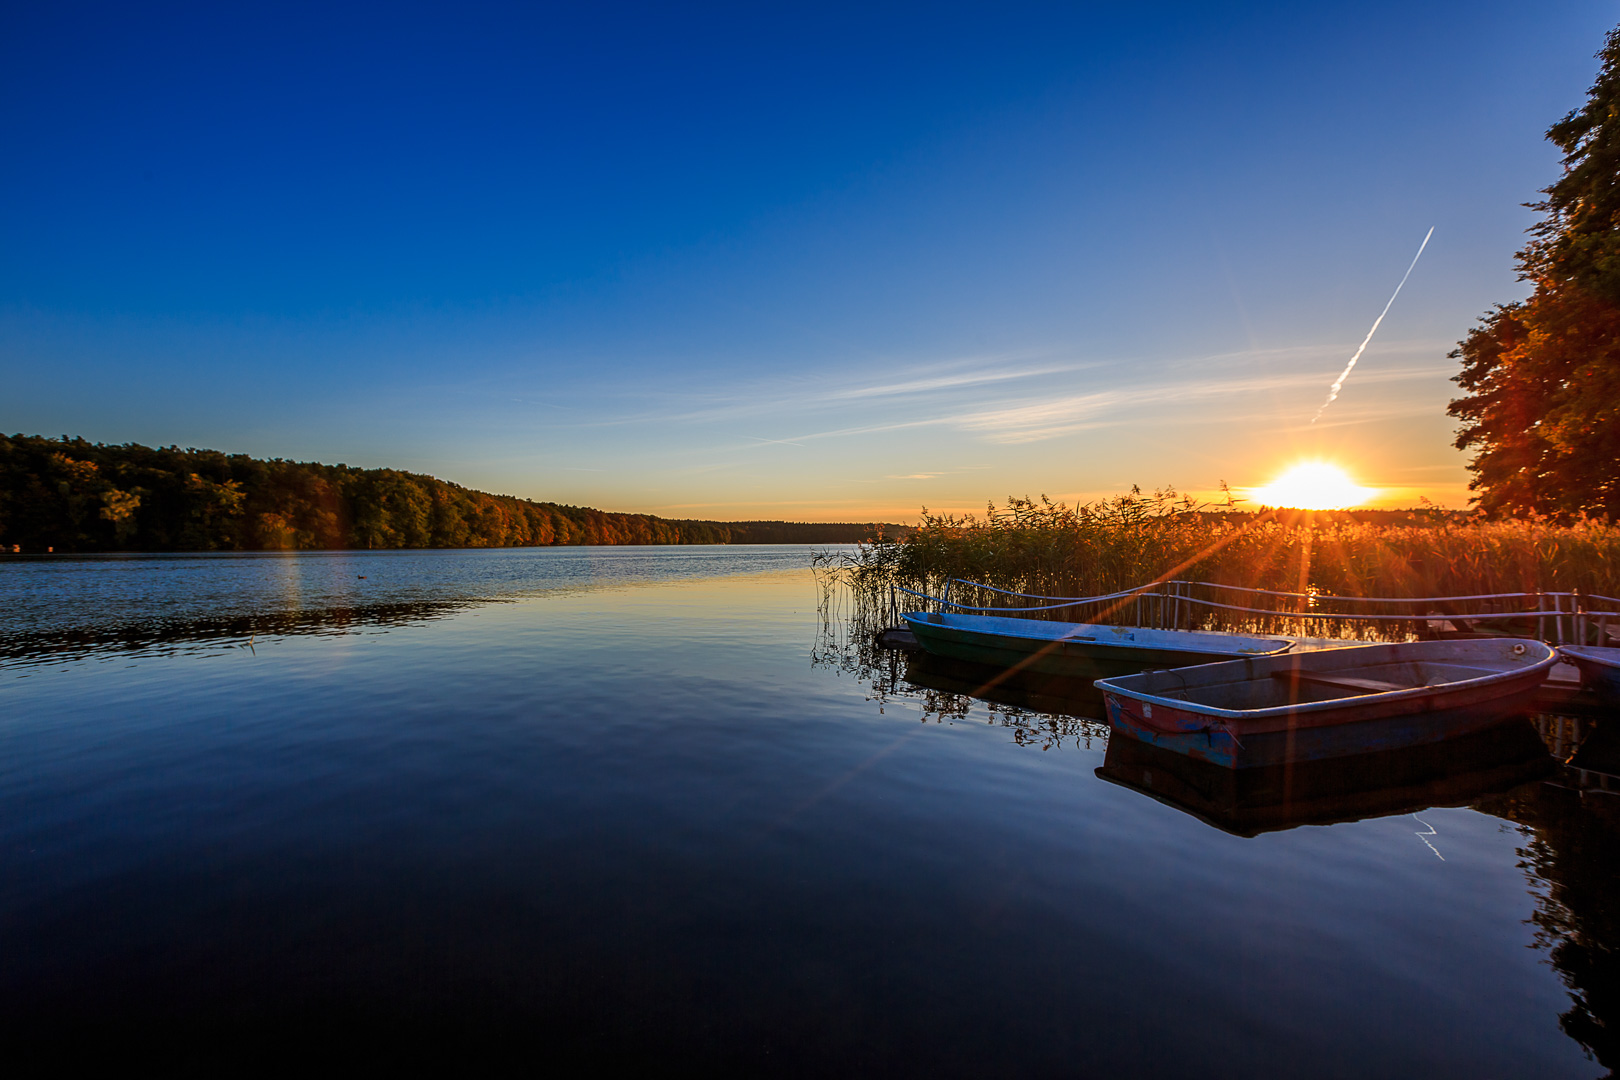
<box><xmin>1450</xmin><ymin>25</ymin><xmax>1620</xmax><ymax>520</ymax></box>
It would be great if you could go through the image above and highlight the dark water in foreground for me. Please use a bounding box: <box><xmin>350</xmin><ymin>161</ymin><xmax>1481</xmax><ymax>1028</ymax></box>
<box><xmin>1</xmin><ymin>547</ymin><xmax>1615</xmax><ymax>1074</ymax></box>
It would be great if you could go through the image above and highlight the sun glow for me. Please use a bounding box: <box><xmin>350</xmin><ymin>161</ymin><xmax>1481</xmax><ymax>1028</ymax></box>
<box><xmin>1248</xmin><ymin>463</ymin><xmax>1374</xmax><ymax>510</ymax></box>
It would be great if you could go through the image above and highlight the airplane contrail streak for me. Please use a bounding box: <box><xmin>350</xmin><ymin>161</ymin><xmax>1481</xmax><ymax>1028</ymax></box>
<box><xmin>1312</xmin><ymin>226</ymin><xmax>1434</xmax><ymax>423</ymax></box>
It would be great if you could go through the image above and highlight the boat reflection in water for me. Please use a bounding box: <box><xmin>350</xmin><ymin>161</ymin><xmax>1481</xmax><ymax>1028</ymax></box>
<box><xmin>1096</xmin><ymin>720</ymin><xmax>1556</xmax><ymax>837</ymax></box>
<box><xmin>898</xmin><ymin>649</ymin><xmax>1107</xmax><ymax>714</ymax></box>
<box><xmin>900</xmin><ymin>646</ymin><xmax>1562</xmax><ymax>837</ymax></box>
<box><xmin>874</xmin><ymin>620</ymin><xmax>1620</xmax><ymax>1071</ymax></box>
<box><xmin>895</xmin><ymin>652</ymin><xmax>1111</xmax><ymax>750</ymax></box>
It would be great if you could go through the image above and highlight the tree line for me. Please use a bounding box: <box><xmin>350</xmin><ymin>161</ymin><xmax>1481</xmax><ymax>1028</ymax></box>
<box><xmin>0</xmin><ymin>434</ymin><xmax>897</xmax><ymax>552</ymax></box>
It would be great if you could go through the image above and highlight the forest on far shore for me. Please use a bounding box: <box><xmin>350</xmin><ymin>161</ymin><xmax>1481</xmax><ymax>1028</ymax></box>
<box><xmin>0</xmin><ymin>434</ymin><xmax>903</xmax><ymax>553</ymax></box>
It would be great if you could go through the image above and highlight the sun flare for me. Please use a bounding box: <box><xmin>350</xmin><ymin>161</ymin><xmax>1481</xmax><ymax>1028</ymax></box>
<box><xmin>1248</xmin><ymin>463</ymin><xmax>1374</xmax><ymax>510</ymax></box>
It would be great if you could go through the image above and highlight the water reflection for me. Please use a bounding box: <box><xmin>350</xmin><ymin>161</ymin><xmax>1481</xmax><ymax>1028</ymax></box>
<box><xmin>1097</xmin><ymin>722</ymin><xmax>1555</xmax><ymax>837</ymax></box>
<box><xmin>0</xmin><ymin>596</ymin><xmax>482</xmax><ymax>666</ymax></box>
<box><xmin>1</xmin><ymin>545</ymin><xmax>823</xmax><ymax>666</ymax></box>
<box><xmin>825</xmin><ymin>586</ymin><xmax>1620</xmax><ymax>1071</ymax></box>
<box><xmin>811</xmin><ymin>589</ymin><xmax>1106</xmax><ymax>751</ymax></box>
<box><xmin>901</xmin><ymin>653</ymin><xmax>1109</xmax><ymax>751</ymax></box>
<box><xmin>5</xmin><ymin>556</ymin><xmax>1614</xmax><ymax>1072</ymax></box>
<box><xmin>1482</xmin><ymin>769</ymin><xmax>1620</xmax><ymax>1076</ymax></box>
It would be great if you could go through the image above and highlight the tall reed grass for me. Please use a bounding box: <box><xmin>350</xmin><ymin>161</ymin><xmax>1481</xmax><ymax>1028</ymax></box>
<box><xmin>816</xmin><ymin>489</ymin><xmax>1620</xmax><ymax>640</ymax></box>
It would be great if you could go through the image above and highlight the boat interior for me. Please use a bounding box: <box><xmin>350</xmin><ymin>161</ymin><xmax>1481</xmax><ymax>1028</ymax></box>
<box><xmin>1134</xmin><ymin>660</ymin><xmax>1515</xmax><ymax>709</ymax></box>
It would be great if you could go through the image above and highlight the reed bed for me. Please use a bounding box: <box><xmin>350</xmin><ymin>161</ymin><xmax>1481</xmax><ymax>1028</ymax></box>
<box><xmin>815</xmin><ymin>490</ymin><xmax>1620</xmax><ymax>642</ymax></box>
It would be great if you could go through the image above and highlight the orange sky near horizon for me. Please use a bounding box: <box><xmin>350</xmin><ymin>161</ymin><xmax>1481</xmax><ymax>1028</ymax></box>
<box><xmin>581</xmin><ymin>340</ymin><xmax>1480</xmax><ymax>523</ymax></box>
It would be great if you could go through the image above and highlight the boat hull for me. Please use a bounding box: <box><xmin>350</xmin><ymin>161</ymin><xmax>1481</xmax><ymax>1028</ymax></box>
<box><xmin>1096</xmin><ymin>639</ymin><xmax>1557</xmax><ymax>769</ymax></box>
<box><xmin>1102</xmin><ymin>681</ymin><xmax>1546</xmax><ymax>768</ymax></box>
<box><xmin>901</xmin><ymin>613</ymin><xmax>1290</xmax><ymax>682</ymax></box>
<box><xmin>1560</xmin><ymin>646</ymin><xmax>1620</xmax><ymax>703</ymax></box>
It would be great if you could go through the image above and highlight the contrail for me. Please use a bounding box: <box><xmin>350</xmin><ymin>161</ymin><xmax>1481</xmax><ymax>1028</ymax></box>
<box><xmin>1412</xmin><ymin>814</ymin><xmax>1445</xmax><ymax>861</ymax></box>
<box><xmin>1312</xmin><ymin>226</ymin><xmax>1434</xmax><ymax>423</ymax></box>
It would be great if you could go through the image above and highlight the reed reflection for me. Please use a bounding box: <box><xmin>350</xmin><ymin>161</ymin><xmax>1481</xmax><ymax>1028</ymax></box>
<box><xmin>812</xmin><ymin>582</ymin><xmax>1106</xmax><ymax>751</ymax></box>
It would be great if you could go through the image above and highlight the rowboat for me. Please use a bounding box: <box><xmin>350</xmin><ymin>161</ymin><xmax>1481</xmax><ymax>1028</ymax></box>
<box><xmin>1095</xmin><ymin>720</ymin><xmax>1554</xmax><ymax>836</ymax></box>
<box><xmin>900</xmin><ymin>612</ymin><xmax>1293</xmax><ymax>682</ymax></box>
<box><xmin>1093</xmin><ymin>639</ymin><xmax>1558</xmax><ymax>769</ymax></box>
<box><xmin>1559</xmin><ymin>645</ymin><xmax>1620</xmax><ymax>703</ymax></box>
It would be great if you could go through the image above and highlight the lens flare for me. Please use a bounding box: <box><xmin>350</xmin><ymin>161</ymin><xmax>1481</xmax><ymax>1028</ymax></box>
<box><xmin>1248</xmin><ymin>463</ymin><xmax>1373</xmax><ymax>510</ymax></box>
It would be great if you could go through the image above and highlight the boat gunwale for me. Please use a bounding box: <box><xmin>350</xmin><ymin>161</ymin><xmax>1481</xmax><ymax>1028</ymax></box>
<box><xmin>900</xmin><ymin>612</ymin><xmax>1294</xmax><ymax>657</ymax></box>
<box><xmin>1559</xmin><ymin>644</ymin><xmax>1620</xmax><ymax>667</ymax></box>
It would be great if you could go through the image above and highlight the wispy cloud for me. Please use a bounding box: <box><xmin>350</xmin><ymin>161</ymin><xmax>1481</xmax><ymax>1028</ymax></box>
<box><xmin>509</xmin><ymin>340</ymin><xmax>1462</xmax><ymax>462</ymax></box>
<box><xmin>556</xmin><ymin>351</ymin><xmax>1085</xmax><ymax>428</ymax></box>
<box><xmin>949</xmin><ymin>362</ymin><xmax>1456</xmax><ymax>443</ymax></box>
<box><xmin>1160</xmin><ymin>338</ymin><xmax>1447</xmax><ymax>372</ymax></box>
<box><xmin>824</xmin><ymin>363</ymin><xmax>1085</xmax><ymax>401</ymax></box>
<box><xmin>699</xmin><ymin>360</ymin><xmax>1451</xmax><ymax>451</ymax></box>
<box><xmin>842</xmin><ymin>470</ymin><xmax>956</xmax><ymax>484</ymax></box>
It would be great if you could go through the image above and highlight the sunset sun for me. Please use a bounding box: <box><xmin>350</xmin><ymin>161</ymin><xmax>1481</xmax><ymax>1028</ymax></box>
<box><xmin>1248</xmin><ymin>463</ymin><xmax>1374</xmax><ymax>510</ymax></box>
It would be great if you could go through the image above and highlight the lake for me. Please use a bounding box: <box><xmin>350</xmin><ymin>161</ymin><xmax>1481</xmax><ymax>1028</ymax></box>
<box><xmin>0</xmin><ymin>546</ymin><xmax>1611</xmax><ymax>1074</ymax></box>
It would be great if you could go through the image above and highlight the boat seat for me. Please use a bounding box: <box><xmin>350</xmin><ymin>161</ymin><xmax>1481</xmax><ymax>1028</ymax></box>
<box><xmin>1270</xmin><ymin>669</ymin><xmax>1409</xmax><ymax>694</ymax></box>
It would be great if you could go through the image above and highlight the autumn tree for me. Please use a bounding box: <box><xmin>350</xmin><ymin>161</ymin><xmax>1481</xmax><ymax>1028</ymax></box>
<box><xmin>1449</xmin><ymin>26</ymin><xmax>1620</xmax><ymax>520</ymax></box>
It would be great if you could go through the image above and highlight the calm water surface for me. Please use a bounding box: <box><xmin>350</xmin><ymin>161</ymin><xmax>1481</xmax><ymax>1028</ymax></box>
<box><xmin>0</xmin><ymin>547</ymin><xmax>1613</xmax><ymax>1074</ymax></box>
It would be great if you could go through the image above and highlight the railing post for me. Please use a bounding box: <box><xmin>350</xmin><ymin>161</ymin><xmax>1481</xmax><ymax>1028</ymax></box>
<box><xmin>1536</xmin><ymin>591</ymin><xmax>1544</xmax><ymax>643</ymax></box>
<box><xmin>1575</xmin><ymin>588</ymin><xmax>1585</xmax><ymax>646</ymax></box>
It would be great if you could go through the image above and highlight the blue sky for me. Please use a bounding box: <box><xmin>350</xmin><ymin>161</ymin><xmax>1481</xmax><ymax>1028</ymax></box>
<box><xmin>3</xmin><ymin>2</ymin><xmax>1614</xmax><ymax>518</ymax></box>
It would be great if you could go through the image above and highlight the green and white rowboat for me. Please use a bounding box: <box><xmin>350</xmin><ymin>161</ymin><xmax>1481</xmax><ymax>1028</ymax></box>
<box><xmin>900</xmin><ymin>611</ymin><xmax>1294</xmax><ymax>682</ymax></box>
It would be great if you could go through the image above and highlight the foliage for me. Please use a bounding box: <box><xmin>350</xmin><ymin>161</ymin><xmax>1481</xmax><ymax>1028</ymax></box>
<box><xmin>820</xmin><ymin>492</ymin><xmax>1620</xmax><ymax>636</ymax></box>
<box><xmin>1449</xmin><ymin>26</ymin><xmax>1620</xmax><ymax>520</ymax></box>
<box><xmin>0</xmin><ymin>434</ymin><xmax>893</xmax><ymax>552</ymax></box>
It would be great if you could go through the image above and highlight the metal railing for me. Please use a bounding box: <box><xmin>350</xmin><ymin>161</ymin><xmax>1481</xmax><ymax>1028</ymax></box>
<box><xmin>894</xmin><ymin>578</ymin><xmax>1620</xmax><ymax>646</ymax></box>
